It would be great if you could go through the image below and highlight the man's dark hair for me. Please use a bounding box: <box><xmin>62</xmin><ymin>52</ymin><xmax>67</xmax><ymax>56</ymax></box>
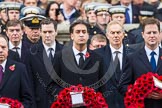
<box><xmin>69</xmin><ymin>19</ymin><xmax>90</xmax><ymax>33</ymax></box>
<box><xmin>6</xmin><ymin>20</ymin><xmax>23</xmax><ymax>30</ymax></box>
<box><xmin>40</xmin><ymin>18</ymin><xmax>57</xmax><ymax>31</ymax></box>
<box><xmin>142</xmin><ymin>18</ymin><xmax>160</xmax><ymax>32</ymax></box>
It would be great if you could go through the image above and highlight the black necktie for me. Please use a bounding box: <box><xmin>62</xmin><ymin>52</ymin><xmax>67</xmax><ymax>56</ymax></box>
<box><xmin>48</xmin><ymin>48</ymin><xmax>54</xmax><ymax>62</ymax></box>
<box><xmin>150</xmin><ymin>51</ymin><xmax>156</xmax><ymax>72</ymax></box>
<box><xmin>78</xmin><ymin>53</ymin><xmax>84</xmax><ymax>68</ymax></box>
<box><xmin>114</xmin><ymin>51</ymin><xmax>121</xmax><ymax>83</ymax></box>
<box><xmin>114</xmin><ymin>51</ymin><xmax>121</xmax><ymax>71</ymax></box>
<box><xmin>13</xmin><ymin>47</ymin><xmax>20</xmax><ymax>58</ymax></box>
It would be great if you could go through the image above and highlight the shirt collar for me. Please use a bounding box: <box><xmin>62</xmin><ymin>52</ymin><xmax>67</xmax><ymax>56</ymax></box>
<box><xmin>72</xmin><ymin>46</ymin><xmax>87</xmax><ymax>56</ymax></box>
<box><xmin>9</xmin><ymin>41</ymin><xmax>22</xmax><ymax>49</ymax></box>
<box><xmin>0</xmin><ymin>59</ymin><xmax>7</xmax><ymax>72</ymax></box>
<box><xmin>60</xmin><ymin>4</ymin><xmax>76</xmax><ymax>19</ymax></box>
<box><xmin>43</xmin><ymin>41</ymin><xmax>56</xmax><ymax>52</ymax></box>
<box><xmin>145</xmin><ymin>45</ymin><xmax>159</xmax><ymax>56</ymax></box>
<box><xmin>110</xmin><ymin>44</ymin><xmax>123</xmax><ymax>54</ymax></box>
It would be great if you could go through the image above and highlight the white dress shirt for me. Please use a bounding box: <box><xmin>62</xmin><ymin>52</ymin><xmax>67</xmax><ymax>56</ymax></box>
<box><xmin>110</xmin><ymin>44</ymin><xmax>123</xmax><ymax>70</ymax></box>
<box><xmin>43</xmin><ymin>42</ymin><xmax>56</xmax><ymax>58</ymax></box>
<box><xmin>0</xmin><ymin>59</ymin><xmax>7</xmax><ymax>73</ymax></box>
<box><xmin>72</xmin><ymin>46</ymin><xmax>87</xmax><ymax>65</ymax></box>
<box><xmin>9</xmin><ymin>41</ymin><xmax>22</xmax><ymax>57</ymax></box>
<box><xmin>145</xmin><ymin>46</ymin><xmax>159</xmax><ymax>65</ymax></box>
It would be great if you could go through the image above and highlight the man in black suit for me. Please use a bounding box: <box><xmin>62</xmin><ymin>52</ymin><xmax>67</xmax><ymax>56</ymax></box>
<box><xmin>49</xmin><ymin>20</ymin><xmax>104</xmax><ymax>95</ymax></box>
<box><xmin>24</xmin><ymin>18</ymin><xmax>63</xmax><ymax>108</ymax></box>
<box><xmin>0</xmin><ymin>34</ymin><xmax>32</xmax><ymax>108</ymax></box>
<box><xmin>120</xmin><ymin>18</ymin><xmax>162</xmax><ymax>108</ymax></box>
<box><xmin>6</xmin><ymin>20</ymin><xmax>30</xmax><ymax>63</ymax></box>
<box><xmin>95</xmin><ymin>20</ymin><xmax>132</xmax><ymax>108</ymax></box>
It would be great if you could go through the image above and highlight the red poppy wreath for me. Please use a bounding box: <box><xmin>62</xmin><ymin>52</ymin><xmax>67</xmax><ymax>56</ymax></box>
<box><xmin>51</xmin><ymin>84</ymin><xmax>108</xmax><ymax>108</ymax></box>
<box><xmin>0</xmin><ymin>97</ymin><xmax>24</xmax><ymax>108</ymax></box>
<box><xmin>124</xmin><ymin>72</ymin><xmax>162</xmax><ymax>108</ymax></box>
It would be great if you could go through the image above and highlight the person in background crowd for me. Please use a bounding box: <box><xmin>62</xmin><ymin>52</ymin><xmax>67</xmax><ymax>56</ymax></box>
<box><xmin>130</xmin><ymin>5</ymin><xmax>155</xmax><ymax>44</ymax></box>
<box><xmin>84</xmin><ymin>2</ymin><xmax>101</xmax><ymax>38</ymax></box>
<box><xmin>94</xmin><ymin>3</ymin><xmax>111</xmax><ymax>36</ymax></box>
<box><xmin>114</xmin><ymin>0</ymin><xmax>140</xmax><ymax>23</ymax></box>
<box><xmin>23</xmin><ymin>0</ymin><xmax>37</xmax><ymax>7</ymax></box>
<box><xmin>21</xmin><ymin>6</ymin><xmax>42</xmax><ymax>17</ymax></box>
<box><xmin>120</xmin><ymin>17</ymin><xmax>162</xmax><ymax>108</ymax></box>
<box><xmin>0</xmin><ymin>2</ymin><xmax>8</xmax><ymax>35</ymax></box>
<box><xmin>5</xmin><ymin>2</ymin><xmax>21</xmax><ymax>21</ymax></box>
<box><xmin>59</xmin><ymin>0</ymin><xmax>81</xmax><ymax>23</ymax></box>
<box><xmin>45</xmin><ymin>1</ymin><xmax>64</xmax><ymax>23</ymax></box>
<box><xmin>148</xmin><ymin>0</ymin><xmax>161</xmax><ymax>9</ymax></box>
<box><xmin>20</xmin><ymin>14</ymin><xmax>46</xmax><ymax>48</ymax></box>
<box><xmin>89</xmin><ymin>34</ymin><xmax>107</xmax><ymax>50</ymax></box>
<box><xmin>6</xmin><ymin>20</ymin><xmax>30</xmax><ymax>63</ymax></box>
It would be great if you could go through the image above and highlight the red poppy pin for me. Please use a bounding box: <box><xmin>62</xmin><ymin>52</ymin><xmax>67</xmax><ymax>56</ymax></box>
<box><xmin>9</xmin><ymin>64</ymin><xmax>15</xmax><ymax>71</ymax></box>
<box><xmin>85</xmin><ymin>52</ymin><xmax>90</xmax><ymax>58</ymax></box>
<box><xmin>161</xmin><ymin>56</ymin><xmax>162</xmax><ymax>60</ymax></box>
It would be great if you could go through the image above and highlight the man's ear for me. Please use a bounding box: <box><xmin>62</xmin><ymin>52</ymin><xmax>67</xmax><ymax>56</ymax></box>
<box><xmin>71</xmin><ymin>33</ymin><xmax>74</xmax><ymax>40</ymax></box>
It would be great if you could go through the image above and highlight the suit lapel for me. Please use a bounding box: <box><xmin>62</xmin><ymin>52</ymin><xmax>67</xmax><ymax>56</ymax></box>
<box><xmin>82</xmin><ymin>50</ymin><xmax>92</xmax><ymax>69</ymax></box>
<box><xmin>138</xmin><ymin>48</ymin><xmax>152</xmax><ymax>70</ymax></box>
<box><xmin>156</xmin><ymin>48</ymin><xmax>162</xmax><ymax>72</ymax></box>
<box><xmin>0</xmin><ymin>59</ymin><xmax>13</xmax><ymax>89</ymax></box>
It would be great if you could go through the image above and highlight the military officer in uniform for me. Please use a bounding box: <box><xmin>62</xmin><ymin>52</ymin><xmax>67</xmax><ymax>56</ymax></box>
<box><xmin>20</xmin><ymin>14</ymin><xmax>46</xmax><ymax>48</ymax></box>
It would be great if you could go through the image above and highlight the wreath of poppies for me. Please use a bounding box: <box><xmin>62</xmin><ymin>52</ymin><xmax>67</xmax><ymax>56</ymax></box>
<box><xmin>124</xmin><ymin>72</ymin><xmax>162</xmax><ymax>108</ymax></box>
<box><xmin>51</xmin><ymin>84</ymin><xmax>108</xmax><ymax>108</ymax></box>
<box><xmin>0</xmin><ymin>97</ymin><xmax>24</xmax><ymax>108</ymax></box>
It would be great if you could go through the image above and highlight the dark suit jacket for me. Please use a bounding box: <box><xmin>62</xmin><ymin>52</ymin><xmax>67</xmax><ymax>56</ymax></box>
<box><xmin>24</xmin><ymin>41</ymin><xmax>63</xmax><ymax>108</ymax></box>
<box><xmin>120</xmin><ymin>47</ymin><xmax>162</xmax><ymax>108</ymax></box>
<box><xmin>95</xmin><ymin>44</ymin><xmax>132</xmax><ymax>108</ymax></box>
<box><xmin>8</xmin><ymin>50</ymin><xmax>20</xmax><ymax>62</ymax></box>
<box><xmin>114</xmin><ymin>2</ymin><xmax>140</xmax><ymax>23</ymax></box>
<box><xmin>21</xmin><ymin>41</ymin><xmax>31</xmax><ymax>63</ymax></box>
<box><xmin>0</xmin><ymin>59</ymin><xmax>33</xmax><ymax>108</ymax></box>
<box><xmin>51</xmin><ymin>46</ymin><xmax>104</xmax><ymax>91</ymax></box>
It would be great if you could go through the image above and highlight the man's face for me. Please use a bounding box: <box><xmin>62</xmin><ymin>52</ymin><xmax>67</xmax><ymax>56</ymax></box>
<box><xmin>86</xmin><ymin>10</ymin><xmax>96</xmax><ymax>24</ymax></box>
<box><xmin>90</xmin><ymin>39</ymin><xmax>106</xmax><ymax>50</ymax></box>
<box><xmin>6</xmin><ymin>24</ymin><xmax>23</xmax><ymax>45</ymax></box>
<box><xmin>142</xmin><ymin>24</ymin><xmax>160</xmax><ymax>49</ymax></box>
<box><xmin>41</xmin><ymin>23</ymin><xmax>57</xmax><ymax>46</ymax></box>
<box><xmin>24</xmin><ymin>26</ymin><xmax>40</xmax><ymax>43</ymax></box>
<box><xmin>24</xmin><ymin>0</ymin><xmax>37</xmax><ymax>6</ymax></box>
<box><xmin>111</xmin><ymin>14</ymin><xmax>125</xmax><ymax>25</ymax></box>
<box><xmin>71</xmin><ymin>24</ymin><xmax>89</xmax><ymax>46</ymax></box>
<box><xmin>65</xmin><ymin>0</ymin><xmax>78</xmax><ymax>7</ymax></box>
<box><xmin>8</xmin><ymin>10</ymin><xmax>20</xmax><ymax>20</ymax></box>
<box><xmin>0</xmin><ymin>37</ymin><xmax>8</xmax><ymax>64</ymax></box>
<box><xmin>107</xmin><ymin>24</ymin><xmax>124</xmax><ymax>47</ymax></box>
<box><xmin>96</xmin><ymin>11</ymin><xmax>110</xmax><ymax>26</ymax></box>
<box><xmin>120</xmin><ymin>0</ymin><xmax>132</xmax><ymax>6</ymax></box>
<box><xmin>0</xmin><ymin>10</ymin><xmax>8</xmax><ymax>22</ymax></box>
